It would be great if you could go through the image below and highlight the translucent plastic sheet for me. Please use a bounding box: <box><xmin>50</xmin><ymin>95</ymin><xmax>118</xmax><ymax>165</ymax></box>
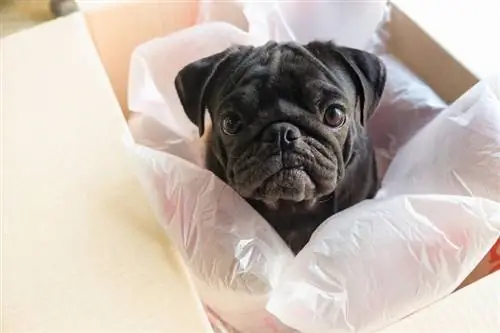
<box><xmin>369</xmin><ymin>53</ymin><xmax>448</xmax><ymax>177</ymax></box>
<box><xmin>200</xmin><ymin>0</ymin><xmax>386</xmax><ymax>48</ymax></box>
<box><xmin>268</xmin><ymin>195</ymin><xmax>500</xmax><ymax>333</ymax></box>
<box><xmin>126</xmin><ymin>3</ymin><xmax>500</xmax><ymax>333</ymax></box>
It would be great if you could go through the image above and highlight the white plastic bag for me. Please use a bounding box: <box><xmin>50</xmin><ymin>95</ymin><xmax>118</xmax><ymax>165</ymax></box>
<box><xmin>266</xmin><ymin>76</ymin><xmax>500</xmax><ymax>333</ymax></box>
<box><xmin>268</xmin><ymin>0</ymin><xmax>386</xmax><ymax>48</ymax></box>
<box><xmin>380</xmin><ymin>75</ymin><xmax>500</xmax><ymax>200</ymax></box>
<box><xmin>370</xmin><ymin>54</ymin><xmax>448</xmax><ymax>177</ymax></box>
<box><xmin>267</xmin><ymin>195</ymin><xmax>500</xmax><ymax>333</ymax></box>
<box><xmin>197</xmin><ymin>0</ymin><xmax>387</xmax><ymax>48</ymax></box>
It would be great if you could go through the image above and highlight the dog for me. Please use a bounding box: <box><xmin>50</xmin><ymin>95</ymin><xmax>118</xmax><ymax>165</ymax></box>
<box><xmin>175</xmin><ymin>41</ymin><xmax>386</xmax><ymax>253</ymax></box>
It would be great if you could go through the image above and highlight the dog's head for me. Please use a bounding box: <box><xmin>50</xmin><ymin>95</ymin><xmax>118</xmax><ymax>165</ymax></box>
<box><xmin>175</xmin><ymin>41</ymin><xmax>386</xmax><ymax>209</ymax></box>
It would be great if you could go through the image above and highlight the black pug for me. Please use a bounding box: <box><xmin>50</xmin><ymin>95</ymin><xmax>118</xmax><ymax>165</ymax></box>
<box><xmin>175</xmin><ymin>41</ymin><xmax>386</xmax><ymax>253</ymax></box>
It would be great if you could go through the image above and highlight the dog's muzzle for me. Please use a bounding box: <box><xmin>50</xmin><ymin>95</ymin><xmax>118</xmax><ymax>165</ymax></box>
<box><xmin>229</xmin><ymin>122</ymin><xmax>338</xmax><ymax>204</ymax></box>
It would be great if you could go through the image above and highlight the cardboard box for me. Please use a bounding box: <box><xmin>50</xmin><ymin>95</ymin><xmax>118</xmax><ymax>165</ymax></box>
<box><xmin>2</xmin><ymin>1</ymin><xmax>498</xmax><ymax>332</ymax></box>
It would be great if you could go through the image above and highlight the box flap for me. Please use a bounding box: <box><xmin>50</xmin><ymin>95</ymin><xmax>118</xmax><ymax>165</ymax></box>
<box><xmin>1</xmin><ymin>14</ymin><xmax>211</xmax><ymax>332</ymax></box>
<box><xmin>386</xmin><ymin>4</ymin><xmax>478</xmax><ymax>103</ymax></box>
<box><xmin>382</xmin><ymin>271</ymin><xmax>500</xmax><ymax>332</ymax></box>
<box><xmin>81</xmin><ymin>1</ymin><xmax>198</xmax><ymax>117</ymax></box>
<box><xmin>393</xmin><ymin>0</ymin><xmax>500</xmax><ymax>80</ymax></box>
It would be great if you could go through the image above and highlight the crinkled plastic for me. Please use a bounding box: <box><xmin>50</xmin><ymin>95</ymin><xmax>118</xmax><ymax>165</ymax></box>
<box><xmin>380</xmin><ymin>76</ymin><xmax>500</xmax><ymax>200</ymax></box>
<box><xmin>198</xmin><ymin>0</ymin><xmax>386</xmax><ymax>48</ymax></box>
<box><xmin>267</xmin><ymin>195</ymin><xmax>500</xmax><ymax>333</ymax></box>
<box><xmin>125</xmin><ymin>2</ymin><xmax>500</xmax><ymax>333</ymax></box>
<box><xmin>369</xmin><ymin>54</ymin><xmax>448</xmax><ymax>177</ymax></box>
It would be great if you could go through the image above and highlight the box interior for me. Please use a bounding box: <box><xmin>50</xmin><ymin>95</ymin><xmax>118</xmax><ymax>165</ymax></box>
<box><xmin>82</xmin><ymin>2</ymin><xmax>198</xmax><ymax>117</ymax></box>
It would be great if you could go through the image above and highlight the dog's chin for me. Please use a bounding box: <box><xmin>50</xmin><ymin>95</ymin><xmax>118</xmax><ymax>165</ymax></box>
<box><xmin>248</xmin><ymin>167</ymin><xmax>319</xmax><ymax>208</ymax></box>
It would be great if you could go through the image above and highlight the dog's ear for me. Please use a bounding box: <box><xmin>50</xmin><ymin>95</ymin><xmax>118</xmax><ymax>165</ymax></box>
<box><xmin>305</xmin><ymin>41</ymin><xmax>386</xmax><ymax>126</ymax></box>
<box><xmin>175</xmin><ymin>50</ymin><xmax>232</xmax><ymax>136</ymax></box>
<box><xmin>337</xmin><ymin>46</ymin><xmax>386</xmax><ymax>125</ymax></box>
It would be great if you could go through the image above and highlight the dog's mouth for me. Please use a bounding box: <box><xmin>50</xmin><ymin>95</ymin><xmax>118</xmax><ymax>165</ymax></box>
<box><xmin>252</xmin><ymin>163</ymin><xmax>317</xmax><ymax>203</ymax></box>
<box><xmin>229</xmin><ymin>141</ymin><xmax>339</xmax><ymax>204</ymax></box>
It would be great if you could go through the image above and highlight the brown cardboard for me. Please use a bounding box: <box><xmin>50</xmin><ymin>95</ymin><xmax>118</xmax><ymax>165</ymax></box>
<box><xmin>459</xmin><ymin>238</ymin><xmax>500</xmax><ymax>289</ymax></box>
<box><xmin>2</xmin><ymin>1</ymin><xmax>499</xmax><ymax>332</ymax></box>
<box><xmin>83</xmin><ymin>2</ymin><xmax>198</xmax><ymax>116</ymax></box>
<box><xmin>1</xmin><ymin>12</ymin><xmax>211</xmax><ymax>333</ymax></box>
<box><xmin>391</xmin><ymin>0</ymin><xmax>500</xmax><ymax>80</ymax></box>
<box><xmin>382</xmin><ymin>271</ymin><xmax>500</xmax><ymax>333</ymax></box>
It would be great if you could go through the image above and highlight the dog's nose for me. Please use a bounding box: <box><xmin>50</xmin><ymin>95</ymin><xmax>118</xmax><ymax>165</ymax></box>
<box><xmin>265</xmin><ymin>123</ymin><xmax>301</xmax><ymax>147</ymax></box>
<box><xmin>282</xmin><ymin>126</ymin><xmax>301</xmax><ymax>145</ymax></box>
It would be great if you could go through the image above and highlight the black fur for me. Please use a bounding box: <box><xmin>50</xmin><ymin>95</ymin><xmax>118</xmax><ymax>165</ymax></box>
<box><xmin>175</xmin><ymin>41</ymin><xmax>386</xmax><ymax>253</ymax></box>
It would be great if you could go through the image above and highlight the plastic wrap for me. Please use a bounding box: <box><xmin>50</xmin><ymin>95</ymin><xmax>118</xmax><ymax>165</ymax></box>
<box><xmin>268</xmin><ymin>195</ymin><xmax>500</xmax><ymax>333</ymax></box>
<box><xmin>198</xmin><ymin>0</ymin><xmax>386</xmax><ymax>48</ymax></box>
<box><xmin>370</xmin><ymin>54</ymin><xmax>448</xmax><ymax>177</ymax></box>
<box><xmin>126</xmin><ymin>2</ymin><xmax>500</xmax><ymax>333</ymax></box>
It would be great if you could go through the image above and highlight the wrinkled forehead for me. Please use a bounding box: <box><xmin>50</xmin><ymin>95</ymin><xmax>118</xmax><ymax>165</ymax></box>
<box><xmin>217</xmin><ymin>45</ymin><xmax>352</xmax><ymax>108</ymax></box>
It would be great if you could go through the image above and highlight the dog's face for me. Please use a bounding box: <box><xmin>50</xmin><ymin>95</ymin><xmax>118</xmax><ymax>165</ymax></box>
<box><xmin>175</xmin><ymin>41</ymin><xmax>386</xmax><ymax>209</ymax></box>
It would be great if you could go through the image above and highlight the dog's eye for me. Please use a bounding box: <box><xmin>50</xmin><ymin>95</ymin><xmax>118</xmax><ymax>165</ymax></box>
<box><xmin>324</xmin><ymin>105</ymin><xmax>346</xmax><ymax>128</ymax></box>
<box><xmin>221</xmin><ymin>113</ymin><xmax>243</xmax><ymax>136</ymax></box>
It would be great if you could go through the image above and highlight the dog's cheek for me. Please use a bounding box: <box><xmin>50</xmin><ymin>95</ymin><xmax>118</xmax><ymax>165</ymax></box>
<box><xmin>342</xmin><ymin>127</ymin><xmax>356</xmax><ymax>164</ymax></box>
